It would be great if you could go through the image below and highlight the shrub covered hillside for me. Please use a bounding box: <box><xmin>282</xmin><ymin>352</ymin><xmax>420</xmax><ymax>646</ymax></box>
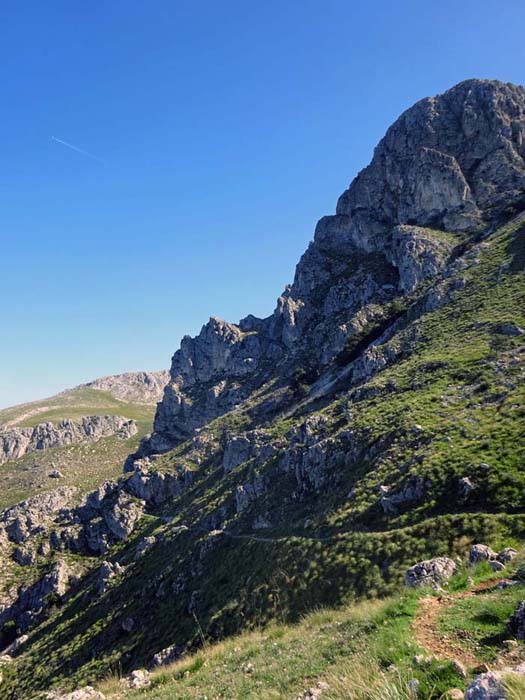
<box><xmin>0</xmin><ymin>79</ymin><xmax>524</xmax><ymax>699</ymax></box>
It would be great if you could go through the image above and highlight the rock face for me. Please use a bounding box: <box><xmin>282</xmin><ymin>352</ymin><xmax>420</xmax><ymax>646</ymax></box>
<box><xmin>0</xmin><ymin>487</ymin><xmax>76</xmax><ymax>544</ymax></box>
<box><xmin>82</xmin><ymin>370</ymin><xmax>169</xmax><ymax>404</ymax></box>
<box><xmin>0</xmin><ymin>559</ymin><xmax>73</xmax><ymax>631</ymax></box>
<box><xmin>0</xmin><ymin>415</ymin><xmax>137</xmax><ymax>464</ymax></box>
<box><xmin>146</xmin><ymin>79</ymin><xmax>525</xmax><ymax>454</ymax></box>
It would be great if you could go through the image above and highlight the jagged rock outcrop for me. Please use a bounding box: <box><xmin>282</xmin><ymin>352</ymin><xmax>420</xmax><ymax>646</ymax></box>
<box><xmin>125</xmin><ymin>463</ymin><xmax>193</xmax><ymax>504</ymax></box>
<box><xmin>222</xmin><ymin>430</ymin><xmax>279</xmax><ymax>473</ymax></box>
<box><xmin>380</xmin><ymin>477</ymin><xmax>430</xmax><ymax>515</ymax></box>
<box><xmin>0</xmin><ymin>559</ymin><xmax>73</xmax><ymax>631</ymax></box>
<box><xmin>0</xmin><ymin>487</ymin><xmax>76</xmax><ymax>544</ymax></box>
<box><xmin>75</xmin><ymin>486</ymin><xmax>145</xmax><ymax>554</ymax></box>
<box><xmin>82</xmin><ymin>370</ymin><xmax>169</xmax><ymax>404</ymax></box>
<box><xmin>147</xmin><ymin>79</ymin><xmax>525</xmax><ymax>454</ymax></box>
<box><xmin>95</xmin><ymin>560</ymin><xmax>125</xmax><ymax>596</ymax></box>
<box><xmin>0</xmin><ymin>415</ymin><xmax>137</xmax><ymax>465</ymax></box>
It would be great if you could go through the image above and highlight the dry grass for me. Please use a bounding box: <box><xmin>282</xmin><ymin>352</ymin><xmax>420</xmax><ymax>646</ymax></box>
<box><xmin>323</xmin><ymin>656</ymin><xmax>423</xmax><ymax>700</ymax></box>
<box><xmin>504</xmin><ymin>673</ymin><xmax>525</xmax><ymax>700</ymax></box>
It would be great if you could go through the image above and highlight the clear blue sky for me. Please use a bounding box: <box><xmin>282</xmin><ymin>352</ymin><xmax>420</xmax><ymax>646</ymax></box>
<box><xmin>1</xmin><ymin>0</ymin><xmax>524</xmax><ymax>408</ymax></box>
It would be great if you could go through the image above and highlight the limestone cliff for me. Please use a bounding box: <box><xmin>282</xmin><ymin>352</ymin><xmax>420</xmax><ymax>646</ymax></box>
<box><xmin>0</xmin><ymin>416</ymin><xmax>137</xmax><ymax>465</ymax></box>
<box><xmin>147</xmin><ymin>79</ymin><xmax>525</xmax><ymax>451</ymax></box>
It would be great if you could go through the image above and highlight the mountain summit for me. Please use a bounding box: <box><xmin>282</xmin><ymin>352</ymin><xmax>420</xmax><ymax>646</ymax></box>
<box><xmin>1</xmin><ymin>79</ymin><xmax>524</xmax><ymax>698</ymax></box>
<box><xmin>147</xmin><ymin>79</ymin><xmax>525</xmax><ymax>450</ymax></box>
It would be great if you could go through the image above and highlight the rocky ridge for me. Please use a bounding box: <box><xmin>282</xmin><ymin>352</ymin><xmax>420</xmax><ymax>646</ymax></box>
<box><xmin>82</xmin><ymin>371</ymin><xmax>169</xmax><ymax>405</ymax></box>
<box><xmin>0</xmin><ymin>415</ymin><xmax>137</xmax><ymax>465</ymax></box>
<box><xmin>147</xmin><ymin>78</ymin><xmax>525</xmax><ymax>454</ymax></box>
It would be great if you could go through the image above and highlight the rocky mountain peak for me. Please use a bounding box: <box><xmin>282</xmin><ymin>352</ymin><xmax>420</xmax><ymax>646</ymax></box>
<box><xmin>146</xmin><ymin>79</ymin><xmax>525</xmax><ymax>454</ymax></box>
<box><xmin>335</xmin><ymin>78</ymin><xmax>525</xmax><ymax>244</ymax></box>
<box><xmin>82</xmin><ymin>370</ymin><xmax>169</xmax><ymax>404</ymax></box>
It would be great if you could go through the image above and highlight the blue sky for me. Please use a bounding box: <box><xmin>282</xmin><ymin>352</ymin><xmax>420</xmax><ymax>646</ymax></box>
<box><xmin>1</xmin><ymin>0</ymin><xmax>524</xmax><ymax>408</ymax></box>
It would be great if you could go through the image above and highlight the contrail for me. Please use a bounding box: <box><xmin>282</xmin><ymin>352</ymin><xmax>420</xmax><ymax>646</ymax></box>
<box><xmin>50</xmin><ymin>136</ymin><xmax>105</xmax><ymax>163</ymax></box>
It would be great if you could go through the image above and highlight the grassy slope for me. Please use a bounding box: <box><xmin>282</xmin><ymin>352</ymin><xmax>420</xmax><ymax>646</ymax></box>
<box><xmin>0</xmin><ymin>387</ymin><xmax>155</xmax><ymax>510</ymax></box>
<box><xmin>2</xmin><ymin>219</ymin><xmax>524</xmax><ymax>698</ymax></box>
<box><xmin>91</xmin><ymin>556</ymin><xmax>525</xmax><ymax>700</ymax></box>
<box><xmin>0</xmin><ymin>387</ymin><xmax>156</xmax><ymax>428</ymax></box>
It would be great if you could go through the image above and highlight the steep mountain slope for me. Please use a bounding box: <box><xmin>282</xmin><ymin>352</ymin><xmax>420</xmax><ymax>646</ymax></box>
<box><xmin>90</xmin><ymin>551</ymin><xmax>525</xmax><ymax>700</ymax></box>
<box><xmin>0</xmin><ymin>79</ymin><xmax>524</xmax><ymax>699</ymax></box>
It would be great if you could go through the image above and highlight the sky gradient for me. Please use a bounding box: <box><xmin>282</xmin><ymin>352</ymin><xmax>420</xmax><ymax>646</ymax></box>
<box><xmin>1</xmin><ymin>0</ymin><xmax>524</xmax><ymax>407</ymax></box>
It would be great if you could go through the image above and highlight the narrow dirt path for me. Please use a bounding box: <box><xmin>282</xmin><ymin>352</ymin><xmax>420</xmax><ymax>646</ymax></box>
<box><xmin>412</xmin><ymin>579</ymin><xmax>504</xmax><ymax>667</ymax></box>
<box><xmin>4</xmin><ymin>405</ymin><xmax>51</xmax><ymax>427</ymax></box>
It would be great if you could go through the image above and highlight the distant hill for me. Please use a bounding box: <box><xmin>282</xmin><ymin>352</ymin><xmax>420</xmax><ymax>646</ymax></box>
<box><xmin>82</xmin><ymin>370</ymin><xmax>169</xmax><ymax>405</ymax></box>
<box><xmin>0</xmin><ymin>370</ymin><xmax>167</xmax><ymax>510</ymax></box>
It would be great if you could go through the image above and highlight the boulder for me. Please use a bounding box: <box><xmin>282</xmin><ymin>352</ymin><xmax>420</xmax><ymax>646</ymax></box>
<box><xmin>451</xmin><ymin>659</ymin><xmax>468</xmax><ymax>680</ymax></box>
<box><xmin>495</xmin><ymin>323</ymin><xmax>525</xmax><ymax>336</ymax></box>
<box><xmin>407</xmin><ymin>678</ymin><xmax>420</xmax><ymax>699</ymax></box>
<box><xmin>121</xmin><ymin>669</ymin><xmax>150</xmax><ymax>689</ymax></box>
<box><xmin>469</xmin><ymin>544</ymin><xmax>497</xmax><ymax>565</ymax></box>
<box><xmin>297</xmin><ymin>681</ymin><xmax>329</xmax><ymax>700</ymax></box>
<box><xmin>458</xmin><ymin>476</ymin><xmax>474</xmax><ymax>498</ymax></box>
<box><xmin>490</xmin><ymin>560</ymin><xmax>506</xmax><ymax>572</ymax></box>
<box><xmin>121</xmin><ymin>617</ymin><xmax>135</xmax><ymax>633</ymax></box>
<box><xmin>151</xmin><ymin>643</ymin><xmax>186</xmax><ymax>667</ymax></box>
<box><xmin>497</xmin><ymin>548</ymin><xmax>517</xmax><ymax>563</ymax></box>
<box><xmin>405</xmin><ymin>557</ymin><xmax>457</xmax><ymax>588</ymax></box>
<box><xmin>465</xmin><ymin>664</ymin><xmax>525</xmax><ymax>699</ymax></box>
<box><xmin>465</xmin><ymin>672</ymin><xmax>506</xmax><ymax>700</ymax></box>
<box><xmin>3</xmin><ymin>635</ymin><xmax>29</xmax><ymax>655</ymax></box>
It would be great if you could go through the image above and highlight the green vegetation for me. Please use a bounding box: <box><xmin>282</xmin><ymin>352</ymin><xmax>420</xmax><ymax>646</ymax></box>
<box><xmin>0</xmin><ymin>386</ymin><xmax>155</xmax><ymax>430</ymax></box>
<box><xmin>1</xmin><ymin>219</ymin><xmax>524</xmax><ymax>698</ymax></box>
<box><xmin>90</xmin><ymin>558</ymin><xmax>524</xmax><ymax>700</ymax></box>
<box><xmin>438</xmin><ymin>582</ymin><xmax>525</xmax><ymax>663</ymax></box>
<box><xmin>0</xmin><ymin>387</ymin><xmax>155</xmax><ymax>509</ymax></box>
